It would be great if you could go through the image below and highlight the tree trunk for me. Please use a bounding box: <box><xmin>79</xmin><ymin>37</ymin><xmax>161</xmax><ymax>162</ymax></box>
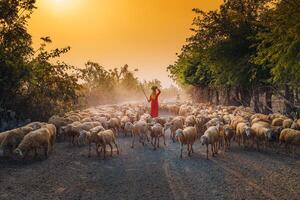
<box><xmin>240</xmin><ymin>87</ymin><xmax>251</xmax><ymax>107</ymax></box>
<box><xmin>284</xmin><ymin>84</ymin><xmax>295</xmax><ymax>114</ymax></box>
<box><xmin>253</xmin><ymin>87</ymin><xmax>260</xmax><ymax>113</ymax></box>
<box><xmin>215</xmin><ymin>90</ymin><xmax>220</xmax><ymax>105</ymax></box>
<box><xmin>224</xmin><ymin>87</ymin><xmax>231</xmax><ymax>105</ymax></box>
<box><xmin>264</xmin><ymin>89</ymin><xmax>273</xmax><ymax>114</ymax></box>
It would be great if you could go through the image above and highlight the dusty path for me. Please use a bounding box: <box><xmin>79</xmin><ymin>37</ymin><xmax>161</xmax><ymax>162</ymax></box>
<box><xmin>0</xmin><ymin>131</ymin><xmax>299</xmax><ymax>200</ymax></box>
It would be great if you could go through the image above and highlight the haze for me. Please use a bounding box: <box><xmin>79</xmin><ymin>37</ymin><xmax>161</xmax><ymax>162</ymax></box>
<box><xmin>28</xmin><ymin>0</ymin><xmax>222</xmax><ymax>87</ymax></box>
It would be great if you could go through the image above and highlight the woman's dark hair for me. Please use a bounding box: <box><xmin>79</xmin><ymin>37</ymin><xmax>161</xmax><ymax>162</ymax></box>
<box><xmin>151</xmin><ymin>86</ymin><xmax>157</xmax><ymax>90</ymax></box>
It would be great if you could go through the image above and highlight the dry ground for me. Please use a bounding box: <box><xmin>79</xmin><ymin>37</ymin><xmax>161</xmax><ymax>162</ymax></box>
<box><xmin>0</xmin><ymin>130</ymin><xmax>299</xmax><ymax>200</ymax></box>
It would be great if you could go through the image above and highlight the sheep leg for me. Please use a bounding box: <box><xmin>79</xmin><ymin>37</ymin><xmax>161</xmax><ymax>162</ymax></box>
<box><xmin>88</xmin><ymin>143</ymin><xmax>92</xmax><ymax>157</ymax></box>
<box><xmin>211</xmin><ymin>144</ymin><xmax>215</xmax><ymax>157</ymax></box>
<box><xmin>34</xmin><ymin>148</ymin><xmax>38</xmax><ymax>158</ymax></box>
<box><xmin>188</xmin><ymin>144</ymin><xmax>191</xmax><ymax>156</ymax></box>
<box><xmin>163</xmin><ymin>135</ymin><xmax>166</xmax><ymax>146</ymax></box>
<box><xmin>109</xmin><ymin>143</ymin><xmax>113</xmax><ymax>157</ymax></box>
<box><xmin>180</xmin><ymin>143</ymin><xmax>183</xmax><ymax>158</ymax></box>
<box><xmin>256</xmin><ymin>139</ymin><xmax>260</xmax><ymax>151</ymax></box>
<box><xmin>95</xmin><ymin>143</ymin><xmax>100</xmax><ymax>156</ymax></box>
<box><xmin>157</xmin><ymin>137</ymin><xmax>160</xmax><ymax>148</ymax></box>
<box><xmin>206</xmin><ymin>144</ymin><xmax>209</xmax><ymax>160</ymax></box>
<box><xmin>191</xmin><ymin>144</ymin><xmax>194</xmax><ymax>153</ymax></box>
<box><xmin>114</xmin><ymin>142</ymin><xmax>119</xmax><ymax>155</ymax></box>
<box><xmin>131</xmin><ymin>135</ymin><xmax>135</xmax><ymax>148</ymax></box>
<box><xmin>44</xmin><ymin>144</ymin><xmax>49</xmax><ymax>158</ymax></box>
<box><xmin>103</xmin><ymin>145</ymin><xmax>106</xmax><ymax>159</ymax></box>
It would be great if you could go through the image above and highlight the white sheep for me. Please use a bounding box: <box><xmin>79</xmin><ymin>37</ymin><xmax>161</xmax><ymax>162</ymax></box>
<box><xmin>200</xmin><ymin>126</ymin><xmax>219</xmax><ymax>159</ymax></box>
<box><xmin>13</xmin><ymin>128</ymin><xmax>52</xmax><ymax>159</ymax></box>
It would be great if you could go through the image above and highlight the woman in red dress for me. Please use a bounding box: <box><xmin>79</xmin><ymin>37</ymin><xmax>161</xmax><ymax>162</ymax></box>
<box><xmin>148</xmin><ymin>86</ymin><xmax>161</xmax><ymax>118</ymax></box>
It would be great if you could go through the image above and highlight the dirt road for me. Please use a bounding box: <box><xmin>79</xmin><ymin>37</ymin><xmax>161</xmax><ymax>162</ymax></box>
<box><xmin>0</xmin><ymin>133</ymin><xmax>299</xmax><ymax>200</ymax></box>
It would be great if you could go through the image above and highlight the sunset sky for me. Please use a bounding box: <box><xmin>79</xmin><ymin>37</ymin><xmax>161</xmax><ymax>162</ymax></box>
<box><xmin>28</xmin><ymin>0</ymin><xmax>223</xmax><ymax>87</ymax></box>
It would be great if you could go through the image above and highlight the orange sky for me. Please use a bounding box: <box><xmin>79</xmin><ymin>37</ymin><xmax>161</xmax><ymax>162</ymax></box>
<box><xmin>28</xmin><ymin>0</ymin><xmax>223</xmax><ymax>87</ymax></box>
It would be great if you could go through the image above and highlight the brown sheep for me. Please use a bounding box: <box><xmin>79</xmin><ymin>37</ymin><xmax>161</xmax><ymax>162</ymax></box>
<box><xmin>164</xmin><ymin>116</ymin><xmax>184</xmax><ymax>142</ymax></box>
<box><xmin>13</xmin><ymin>128</ymin><xmax>52</xmax><ymax>159</ymax></box>
<box><xmin>150</xmin><ymin>123</ymin><xmax>166</xmax><ymax>150</ymax></box>
<box><xmin>124</xmin><ymin>122</ymin><xmax>134</xmax><ymax>137</ymax></box>
<box><xmin>272</xmin><ymin>118</ymin><xmax>285</xmax><ymax>127</ymax></box>
<box><xmin>131</xmin><ymin>120</ymin><xmax>150</xmax><ymax>148</ymax></box>
<box><xmin>235</xmin><ymin>122</ymin><xmax>250</xmax><ymax>147</ymax></box>
<box><xmin>0</xmin><ymin>126</ymin><xmax>34</xmax><ymax>156</ymax></box>
<box><xmin>223</xmin><ymin>125</ymin><xmax>235</xmax><ymax>151</ymax></box>
<box><xmin>175</xmin><ymin>126</ymin><xmax>197</xmax><ymax>158</ymax></box>
<box><xmin>42</xmin><ymin>123</ymin><xmax>57</xmax><ymax>150</ymax></box>
<box><xmin>108</xmin><ymin>118</ymin><xmax>121</xmax><ymax>136</ymax></box>
<box><xmin>97</xmin><ymin>130</ymin><xmax>120</xmax><ymax>159</ymax></box>
<box><xmin>282</xmin><ymin>118</ymin><xmax>293</xmax><ymax>129</ymax></box>
<box><xmin>279</xmin><ymin>128</ymin><xmax>300</xmax><ymax>156</ymax></box>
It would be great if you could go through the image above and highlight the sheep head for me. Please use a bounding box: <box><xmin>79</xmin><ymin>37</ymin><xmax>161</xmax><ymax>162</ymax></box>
<box><xmin>175</xmin><ymin>129</ymin><xmax>183</xmax><ymax>141</ymax></box>
<box><xmin>13</xmin><ymin>148</ymin><xmax>24</xmax><ymax>158</ymax></box>
<box><xmin>245</xmin><ymin>127</ymin><xmax>252</xmax><ymax>138</ymax></box>
<box><xmin>265</xmin><ymin>129</ymin><xmax>276</xmax><ymax>142</ymax></box>
<box><xmin>200</xmin><ymin>135</ymin><xmax>208</xmax><ymax>145</ymax></box>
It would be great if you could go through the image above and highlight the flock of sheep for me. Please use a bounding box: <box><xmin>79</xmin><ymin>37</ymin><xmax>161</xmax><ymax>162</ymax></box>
<box><xmin>0</xmin><ymin>102</ymin><xmax>300</xmax><ymax>160</ymax></box>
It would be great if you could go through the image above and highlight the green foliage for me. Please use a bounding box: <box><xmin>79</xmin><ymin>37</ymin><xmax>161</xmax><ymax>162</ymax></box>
<box><xmin>168</xmin><ymin>0</ymin><xmax>299</xmax><ymax>109</ymax></box>
<box><xmin>0</xmin><ymin>1</ymin><xmax>80</xmax><ymax>121</ymax></box>
<box><xmin>253</xmin><ymin>0</ymin><xmax>300</xmax><ymax>87</ymax></box>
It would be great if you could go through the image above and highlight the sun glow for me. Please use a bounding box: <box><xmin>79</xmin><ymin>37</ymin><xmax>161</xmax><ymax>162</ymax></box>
<box><xmin>45</xmin><ymin>0</ymin><xmax>83</xmax><ymax>13</ymax></box>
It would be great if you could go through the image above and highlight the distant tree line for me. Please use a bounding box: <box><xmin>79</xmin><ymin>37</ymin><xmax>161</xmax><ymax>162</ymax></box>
<box><xmin>0</xmin><ymin>0</ymin><xmax>178</xmax><ymax>125</ymax></box>
<box><xmin>168</xmin><ymin>0</ymin><xmax>300</xmax><ymax>116</ymax></box>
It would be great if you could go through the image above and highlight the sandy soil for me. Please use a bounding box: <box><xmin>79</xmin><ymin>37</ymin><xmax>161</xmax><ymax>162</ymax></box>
<box><xmin>0</xmin><ymin>130</ymin><xmax>299</xmax><ymax>200</ymax></box>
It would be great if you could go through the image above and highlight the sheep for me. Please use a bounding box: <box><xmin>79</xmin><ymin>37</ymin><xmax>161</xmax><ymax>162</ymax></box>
<box><xmin>223</xmin><ymin>125</ymin><xmax>235</xmax><ymax>151</ymax></box>
<box><xmin>200</xmin><ymin>126</ymin><xmax>219</xmax><ymax>159</ymax></box>
<box><xmin>13</xmin><ymin>128</ymin><xmax>52</xmax><ymax>159</ymax></box>
<box><xmin>236</xmin><ymin>122</ymin><xmax>252</xmax><ymax>147</ymax></box>
<box><xmin>48</xmin><ymin>115</ymin><xmax>72</xmax><ymax>132</ymax></box>
<box><xmin>205</xmin><ymin>118</ymin><xmax>223</xmax><ymax>129</ymax></box>
<box><xmin>77</xmin><ymin>130</ymin><xmax>89</xmax><ymax>146</ymax></box>
<box><xmin>120</xmin><ymin>116</ymin><xmax>130</xmax><ymax>130</ymax></box>
<box><xmin>131</xmin><ymin>120</ymin><xmax>150</xmax><ymax>148</ymax></box>
<box><xmin>97</xmin><ymin>129</ymin><xmax>120</xmax><ymax>159</ymax></box>
<box><xmin>124</xmin><ymin>122</ymin><xmax>134</xmax><ymax>137</ymax></box>
<box><xmin>175</xmin><ymin>126</ymin><xmax>197</xmax><ymax>158</ymax></box>
<box><xmin>0</xmin><ymin>126</ymin><xmax>34</xmax><ymax>156</ymax></box>
<box><xmin>25</xmin><ymin>122</ymin><xmax>47</xmax><ymax>130</ymax></box>
<box><xmin>271</xmin><ymin>118</ymin><xmax>285</xmax><ymax>127</ymax></box>
<box><xmin>185</xmin><ymin>115</ymin><xmax>196</xmax><ymax>127</ymax></box>
<box><xmin>150</xmin><ymin>123</ymin><xmax>166</xmax><ymax>150</ymax></box>
<box><xmin>108</xmin><ymin>118</ymin><xmax>121</xmax><ymax>136</ymax></box>
<box><xmin>251</xmin><ymin>122</ymin><xmax>272</xmax><ymax>151</ymax></box>
<box><xmin>154</xmin><ymin>117</ymin><xmax>167</xmax><ymax>126</ymax></box>
<box><xmin>41</xmin><ymin>123</ymin><xmax>57</xmax><ymax>150</ymax></box>
<box><xmin>230</xmin><ymin>116</ymin><xmax>247</xmax><ymax>130</ymax></box>
<box><xmin>0</xmin><ymin>131</ymin><xmax>10</xmax><ymax>156</ymax></box>
<box><xmin>89</xmin><ymin>125</ymin><xmax>105</xmax><ymax>134</ymax></box>
<box><xmin>282</xmin><ymin>118</ymin><xmax>293</xmax><ymax>129</ymax></box>
<box><xmin>291</xmin><ymin>120</ymin><xmax>300</xmax><ymax>130</ymax></box>
<box><xmin>164</xmin><ymin>116</ymin><xmax>184</xmax><ymax>142</ymax></box>
<box><xmin>279</xmin><ymin>128</ymin><xmax>300</xmax><ymax>155</ymax></box>
<box><xmin>61</xmin><ymin>121</ymin><xmax>101</xmax><ymax>145</ymax></box>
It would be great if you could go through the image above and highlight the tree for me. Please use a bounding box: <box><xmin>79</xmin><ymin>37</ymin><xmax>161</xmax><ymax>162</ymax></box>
<box><xmin>254</xmin><ymin>0</ymin><xmax>300</xmax><ymax>114</ymax></box>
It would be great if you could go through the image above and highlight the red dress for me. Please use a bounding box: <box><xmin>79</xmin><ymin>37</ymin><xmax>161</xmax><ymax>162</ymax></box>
<box><xmin>150</xmin><ymin>91</ymin><xmax>161</xmax><ymax>118</ymax></box>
